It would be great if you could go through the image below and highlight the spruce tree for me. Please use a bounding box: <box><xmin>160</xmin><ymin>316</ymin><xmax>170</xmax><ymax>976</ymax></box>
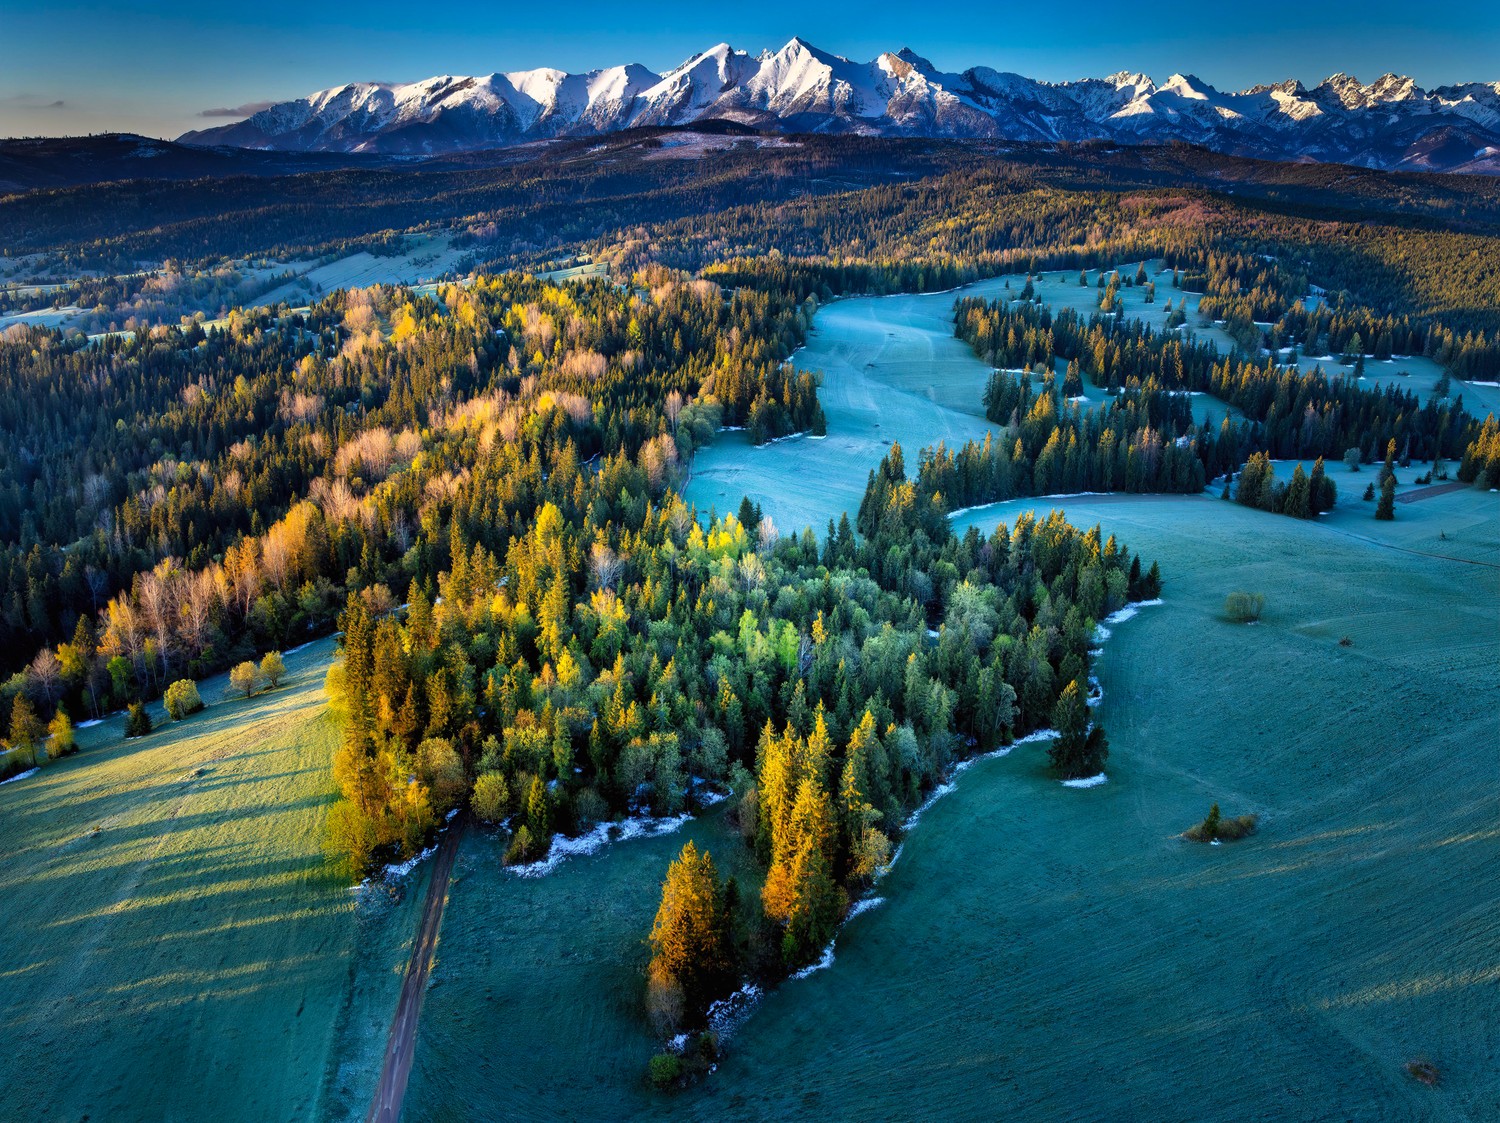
<box><xmin>1047</xmin><ymin>679</ymin><xmax>1093</xmax><ymax>778</ymax></box>
<box><xmin>1375</xmin><ymin>476</ymin><xmax>1396</xmax><ymax>520</ymax></box>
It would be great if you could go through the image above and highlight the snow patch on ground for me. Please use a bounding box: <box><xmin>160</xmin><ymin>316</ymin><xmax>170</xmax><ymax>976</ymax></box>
<box><xmin>0</xmin><ymin>768</ymin><xmax>39</xmax><ymax>786</ymax></box>
<box><xmin>1091</xmin><ymin>598</ymin><xmax>1163</xmax><ymax>645</ymax></box>
<box><xmin>790</xmin><ymin>941</ymin><xmax>837</xmax><ymax>980</ymax></box>
<box><xmin>756</xmin><ymin>430</ymin><xmax>812</xmax><ymax>447</ymax></box>
<box><xmin>948</xmin><ymin>492</ymin><xmax>1116</xmax><ymax>520</ymax></box>
<box><xmin>76</xmin><ymin>717</ymin><xmax>109</xmax><ymax>729</ymax></box>
<box><xmin>381</xmin><ymin>843</ymin><xmax>437</xmax><ymax>882</ymax></box>
<box><xmin>706</xmin><ymin>982</ymin><xmax>763</xmax><ymax>1041</ymax></box>
<box><xmin>507</xmin><ymin>812</ymin><xmax>691</xmax><ymax>878</ymax></box>
<box><xmin>1061</xmin><ymin>773</ymin><xmax>1109</xmax><ymax>789</ymax></box>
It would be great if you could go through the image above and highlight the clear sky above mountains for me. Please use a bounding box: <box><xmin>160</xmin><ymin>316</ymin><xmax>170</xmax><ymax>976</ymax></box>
<box><xmin>2</xmin><ymin>0</ymin><xmax>1497</xmax><ymax>138</ymax></box>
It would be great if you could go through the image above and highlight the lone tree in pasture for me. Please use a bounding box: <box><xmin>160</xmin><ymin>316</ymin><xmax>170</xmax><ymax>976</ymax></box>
<box><xmin>229</xmin><ymin>661</ymin><xmax>265</xmax><ymax>699</ymax></box>
<box><xmin>8</xmin><ymin>695</ymin><xmax>45</xmax><ymax>766</ymax></box>
<box><xmin>1203</xmin><ymin>803</ymin><xmax>1222</xmax><ymax>840</ymax></box>
<box><xmin>647</xmin><ymin>841</ymin><xmax>733</xmax><ymax>1033</ymax></box>
<box><xmin>1378</xmin><ymin>438</ymin><xmax>1398</xmax><ymax>486</ymax></box>
<box><xmin>260</xmin><ymin>651</ymin><xmax>287</xmax><ymax>689</ymax></box>
<box><xmin>1184</xmin><ymin>803</ymin><xmax>1258</xmax><ymax>842</ymax></box>
<box><xmin>164</xmin><ymin>679</ymin><xmax>203</xmax><ymax>720</ymax></box>
<box><xmin>1376</xmin><ymin>476</ymin><xmax>1396</xmax><ymax>520</ymax></box>
<box><xmin>124</xmin><ymin>701</ymin><xmax>152</xmax><ymax>739</ymax></box>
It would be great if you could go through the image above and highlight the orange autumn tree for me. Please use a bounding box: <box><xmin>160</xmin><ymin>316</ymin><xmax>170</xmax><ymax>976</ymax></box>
<box><xmin>646</xmin><ymin>841</ymin><xmax>732</xmax><ymax>1033</ymax></box>
<box><xmin>758</xmin><ymin>707</ymin><xmax>844</xmax><ymax>967</ymax></box>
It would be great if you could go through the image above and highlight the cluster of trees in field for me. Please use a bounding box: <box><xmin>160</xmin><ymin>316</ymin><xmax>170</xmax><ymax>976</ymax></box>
<box><xmin>898</xmin><ymin>391</ymin><xmax>1212</xmax><ymax>516</ymax></box>
<box><xmin>326</xmin><ymin>435</ymin><xmax>1152</xmax><ymax>878</ymax></box>
<box><xmin>641</xmin><ymin>491</ymin><xmax>1151</xmax><ymax>1034</ymax></box>
<box><xmin>1231</xmin><ymin>454</ymin><xmax>1337</xmax><ymax>518</ymax></box>
<box><xmin>1176</xmin><ymin>248</ymin><xmax>1305</xmax><ymax>325</ymax></box>
<box><xmin>0</xmin><ymin>271</ymin><xmax>824</xmax><ymax>745</ymax></box>
<box><xmin>956</xmin><ymin>298</ymin><xmax>1481</xmax><ymax>468</ymax></box>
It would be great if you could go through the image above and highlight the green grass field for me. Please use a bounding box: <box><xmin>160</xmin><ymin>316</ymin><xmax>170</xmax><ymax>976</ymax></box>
<box><xmin>398</xmin><ymin>490</ymin><xmax>1497</xmax><ymax>1121</ymax></box>
<box><xmin>0</xmin><ymin>638</ymin><xmax>423</xmax><ymax>1122</ymax></box>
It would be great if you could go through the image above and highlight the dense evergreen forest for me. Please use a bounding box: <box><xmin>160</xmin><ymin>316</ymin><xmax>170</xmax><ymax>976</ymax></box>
<box><xmin>2</xmin><ymin>135</ymin><xmax>1496</xmax><ymax>1039</ymax></box>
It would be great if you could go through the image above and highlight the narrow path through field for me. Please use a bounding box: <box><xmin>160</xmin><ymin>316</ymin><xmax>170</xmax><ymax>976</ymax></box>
<box><xmin>367</xmin><ymin>818</ymin><xmax>464</xmax><ymax>1123</ymax></box>
<box><xmin>1396</xmin><ymin>480</ymin><xmax>1471</xmax><ymax>503</ymax></box>
<box><xmin>1315</xmin><ymin>520</ymin><xmax>1500</xmax><ymax>569</ymax></box>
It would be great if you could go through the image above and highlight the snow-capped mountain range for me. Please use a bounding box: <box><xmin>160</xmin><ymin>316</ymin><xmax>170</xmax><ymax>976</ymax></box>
<box><xmin>179</xmin><ymin>38</ymin><xmax>1500</xmax><ymax>174</ymax></box>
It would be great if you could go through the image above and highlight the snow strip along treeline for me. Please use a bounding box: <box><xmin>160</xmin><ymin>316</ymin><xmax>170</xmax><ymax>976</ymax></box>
<box><xmin>508</xmin><ymin>789</ymin><xmax>730</xmax><ymax>879</ymax></box>
<box><xmin>358</xmin><ymin>808</ymin><xmax>460</xmax><ymax>888</ymax></box>
<box><xmin>946</xmin><ymin>493</ymin><xmax>1116</xmax><ymax>520</ymax></box>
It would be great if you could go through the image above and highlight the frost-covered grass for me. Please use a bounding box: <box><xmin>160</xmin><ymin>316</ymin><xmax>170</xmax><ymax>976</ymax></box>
<box><xmin>686</xmin><ymin>291</ymin><xmax>1000</xmax><ymax>531</ymax></box>
<box><xmin>685</xmin><ymin>272</ymin><xmax>1240</xmax><ymax>534</ymax></box>
<box><xmin>402</xmin><ymin>802</ymin><xmax>763</xmax><ymax>1120</ymax></box>
<box><xmin>396</xmin><ymin>490</ymin><xmax>1500</xmax><ymax>1121</ymax></box>
<box><xmin>0</xmin><ymin>305</ymin><xmax>86</xmax><ymax>331</ymax></box>
<box><xmin>0</xmin><ymin>637</ymin><xmax>419</xmax><ymax>1122</ymax></box>
<box><xmin>254</xmin><ymin>234</ymin><xmax>467</xmax><ymax>309</ymax></box>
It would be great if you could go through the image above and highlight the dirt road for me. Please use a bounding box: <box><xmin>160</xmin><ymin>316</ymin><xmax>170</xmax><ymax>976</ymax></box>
<box><xmin>367</xmin><ymin>818</ymin><xmax>464</xmax><ymax>1123</ymax></box>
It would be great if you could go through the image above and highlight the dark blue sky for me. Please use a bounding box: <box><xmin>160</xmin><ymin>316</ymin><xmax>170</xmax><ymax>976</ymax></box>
<box><xmin>2</xmin><ymin>0</ymin><xmax>1497</xmax><ymax>138</ymax></box>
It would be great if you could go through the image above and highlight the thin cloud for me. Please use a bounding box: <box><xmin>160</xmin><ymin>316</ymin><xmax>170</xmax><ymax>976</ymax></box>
<box><xmin>2</xmin><ymin>94</ymin><xmax>69</xmax><ymax>110</ymax></box>
<box><xmin>197</xmin><ymin>101</ymin><xmax>274</xmax><ymax>118</ymax></box>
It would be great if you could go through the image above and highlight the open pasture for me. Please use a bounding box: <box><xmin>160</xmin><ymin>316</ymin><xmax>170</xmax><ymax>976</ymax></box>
<box><xmin>681</xmin><ymin>492</ymin><xmax>1499</xmax><ymax>1121</ymax></box>
<box><xmin>255</xmin><ymin>234</ymin><xmax>468</xmax><ymax>308</ymax></box>
<box><xmin>397</xmin><ymin>491</ymin><xmax>1497</xmax><ymax>1121</ymax></box>
<box><xmin>0</xmin><ymin>639</ymin><xmax>420</xmax><ymax>1123</ymax></box>
<box><xmin>401</xmin><ymin>808</ymin><xmax>760</xmax><ymax>1121</ymax></box>
<box><xmin>687</xmin><ymin>275</ymin><xmax>1241</xmax><ymax>534</ymax></box>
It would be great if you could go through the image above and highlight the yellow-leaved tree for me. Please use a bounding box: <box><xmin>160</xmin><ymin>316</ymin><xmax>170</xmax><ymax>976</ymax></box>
<box><xmin>646</xmin><ymin>841</ymin><xmax>731</xmax><ymax>1034</ymax></box>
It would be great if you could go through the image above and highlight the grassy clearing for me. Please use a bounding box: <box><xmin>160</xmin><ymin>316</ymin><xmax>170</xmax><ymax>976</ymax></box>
<box><xmin>402</xmin><ymin>808</ymin><xmax>761</xmax><ymax>1120</ymax></box>
<box><xmin>0</xmin><ymin>305</ymin><xmax>85</xmax><ymax>331</ymax></box>
<box><xmin>677</xmin><ymin>494</ymin><xmax>1497</xmax><ymax>1121</ymax></box>
<box><xmin>685</xmin><ymin>292</ymin><xmax>998</xmax><ymax>532</ymax></box>
<box><xmin>535</xmin><ymin>261</ymin><xmax>609</xmax><ymax>284</ymax></box>
<box><xmin>686</xmin><ymin>273</ymin><xmax>1239</xmax><ymax>535</ymax></box>
<box><xmin>0</xmin><ymin>638</ymin><xmax>421</xmax><ymax>1122</ymax></box>
<box><xmin>402</xmin><ymin>491</ymin><xmax>1497</xmax><ymax>1120</ymax></box>
<box><xmin>255</xmin><ymin>234</ymin><xmax>467</xmax><ymax>308</ymax></box>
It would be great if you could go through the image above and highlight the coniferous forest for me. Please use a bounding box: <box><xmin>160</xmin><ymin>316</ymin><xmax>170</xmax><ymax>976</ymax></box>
<box><xmin>1</xmin><ymin>134</ymin><xmax>1497</xmax><ymax>1056</ymax></box>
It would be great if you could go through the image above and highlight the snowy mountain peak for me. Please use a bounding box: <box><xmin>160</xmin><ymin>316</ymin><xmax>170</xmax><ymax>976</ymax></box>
<box><xmin>177</xmin><ymin>41</ymin><xmax>1500</xmax><ymax>174</ymax></box>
